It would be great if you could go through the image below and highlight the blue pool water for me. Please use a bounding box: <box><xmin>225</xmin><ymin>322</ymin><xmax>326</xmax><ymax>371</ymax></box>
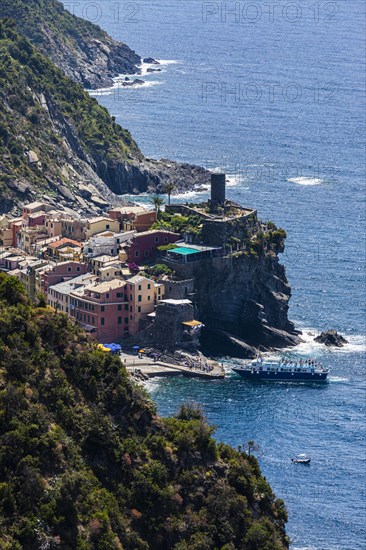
<box><xmin>66</xmin><ymin>2</ymin><xmax>365</xmax><ymax>547</ymax></box>
<box><xmin>170</xmin><ymin>246</ymin><xmax>200</xmax><ymax>255</ymax></box>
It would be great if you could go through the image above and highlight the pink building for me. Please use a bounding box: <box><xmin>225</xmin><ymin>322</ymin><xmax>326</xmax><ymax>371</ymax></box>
<box><xmin>45</xmin><ymin>215</ymin><xmax>63</xmax><ymax>238</ymax></box>
<box><xmin>26</xmin><ymin>212</ymin><xmax>46</xmax><ymax>228</ymax></box>
<box><xmin>11</xmin><ymin>219</ymin><xmax>23</xmax><ymax>247</ymax></box>
<box><xmin>69</xmin><ymin>279</ymin><xmax>130</xmax><ymax>342</ymax></box>
<box><xmin>127</xmin><ymin>230</ymin><xmax>180</xmax><ymax>262</ymax></box>
<box><xmin>41</xmin><ymin>261</ymin><xmax>88</xmax><ymax>293</ymax></box>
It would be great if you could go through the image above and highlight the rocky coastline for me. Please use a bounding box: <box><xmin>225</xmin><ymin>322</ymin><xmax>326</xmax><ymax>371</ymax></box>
<box><xmin>1</xmin><ymin>0</ymin><xmax>143</xmax><ymax>90</ymax></box>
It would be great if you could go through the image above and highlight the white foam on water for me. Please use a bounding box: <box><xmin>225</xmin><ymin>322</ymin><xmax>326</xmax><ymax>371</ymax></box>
<box><xmin>156</xmin><ymin>59</ymin><xmax>180</xmax><ymax>65</ymax></box>
<box><xmin>138</xmin><ymin>59</ymin><xmax>179</xmax><ymax>75</ymax></box>
<box><xmin>226</xmin><ymin>174</ymin><xmax>244</xmax><ymax>187</ymax></box>
<box><xmin>287</xmin><ymin>326</ymin><xmax>366</xmax><ymax>355</ymax></box>
<box><xmin>89</xmin><ymin>79</ymin><xmax>162</xmax><ymax>96</ymax></box>
<box><xmin>173</xmin><ymin>185</ymin><xmax>210</xmax><ymax>200</ymax></box>
<box><xmin>288</xmin><ymin>177</ymin><xmax>323</xmax><ymax>186</ymax></box>
<box><xmin>88</xmin><ymin>59</ymin><xmax>176</xmax><ymax>96</ymax></box>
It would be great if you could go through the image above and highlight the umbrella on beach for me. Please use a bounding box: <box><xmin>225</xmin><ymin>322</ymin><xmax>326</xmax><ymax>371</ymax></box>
<box><xmin>98</xmin><ymin>344</ymin><xmax>111</xmax><ymax>352</ymax></box>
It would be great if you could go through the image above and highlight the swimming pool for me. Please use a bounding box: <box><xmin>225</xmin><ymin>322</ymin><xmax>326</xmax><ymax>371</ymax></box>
<box><xmin>170</xmin><ymin>247</ymin><xmax>200</xmax><ymax>255</ymax></box>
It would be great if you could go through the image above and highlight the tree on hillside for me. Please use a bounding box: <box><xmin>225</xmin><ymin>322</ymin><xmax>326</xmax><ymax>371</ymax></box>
<box><xmin>164</xmin><ymin>182</ymin><xmax>176</xmax><ymax>205</ymax></box>
<box><xmin>151</xmin><ymin>194</ymin><xmax>165</xmax><ymax>214</ymax></box>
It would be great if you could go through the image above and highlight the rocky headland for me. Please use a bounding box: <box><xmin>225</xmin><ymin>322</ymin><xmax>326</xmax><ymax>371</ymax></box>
<box><xmin>0</xmin><ymin>0</ymin><xmax>143</xmax><ymax>89</ymax></box>
<box><xmin>0</xmin><ymin>11</ymin><xmax>299</xmax><ymax>357</ymax></box>
<box><xmin>145</xmin><ymin>203</ymin><xmax>302</xmax><ymax>357</ymax></box>
<box><xmin>0</xmin><ymin>21</ymin><xmax>210</xmax><ymax>215</ymax></box>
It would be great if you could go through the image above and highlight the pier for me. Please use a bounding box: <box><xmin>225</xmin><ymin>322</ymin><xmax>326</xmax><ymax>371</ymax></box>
<box><xmin>121</xmin><ymin>353</ymin><xmax>225</xmax><ymax>379</ymax></box>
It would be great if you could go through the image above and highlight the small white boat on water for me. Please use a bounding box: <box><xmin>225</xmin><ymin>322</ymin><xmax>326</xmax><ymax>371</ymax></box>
<box><xmin>291</xmin><ymin>454</ymin><xmax>311</xmax><ymax>464</ymax></box>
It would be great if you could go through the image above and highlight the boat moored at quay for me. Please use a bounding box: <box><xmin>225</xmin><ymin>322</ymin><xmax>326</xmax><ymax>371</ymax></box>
<box><xmin>233</xmin><ymin>358</ymin><xmax>329</xmax><ymax>383</ymax></box>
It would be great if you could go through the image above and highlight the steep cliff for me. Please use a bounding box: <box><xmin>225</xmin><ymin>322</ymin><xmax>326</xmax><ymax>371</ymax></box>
<box><xmin>0</xmin><ymin>272</ymin><xmax>289</xmax><ymax>549</ymax></box>
<box><xmin>195</xmin><ymin>247</ymin><xmax>301</xmax><ymax>354</ymax></box>
<box><xmin>0</xmin><ymin>21</ymin><xmax>209</xmax><ymax>213</ymax></box>
<box><xmin>0</xmin><ymin>0</ymin><xmax>142</xmax><ymax>89</ymax></box>
<box><xmin>160</xmin><ymin>206</ymin><xmax>301</xmax><ymax>355</ymax></box>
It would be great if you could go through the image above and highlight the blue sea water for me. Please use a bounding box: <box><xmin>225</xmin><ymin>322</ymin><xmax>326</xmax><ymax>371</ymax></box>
<box><xmin>66</xmin><ymin>1</ymin><xmax>366</xmax><ymax>547</ymax></box>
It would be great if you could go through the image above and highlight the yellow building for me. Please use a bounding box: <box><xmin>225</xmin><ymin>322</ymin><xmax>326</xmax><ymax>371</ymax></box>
<box><xmin>47</xmin><ymin>238</ymin><xmax>82</xmax><ymax>262</ymax></box>
<box><xmin>88</xmin><ymin>255</ymin><xmax>120</xmax><ymax>276</ymax></box>
<box><xmin>127</xmin><ymin>275</ymin><xmax>165</xmax><ymax>335</ymax></box>
<box><xmin>85</xmin><ymin>217</ymin><xmax>120</xmax><ymax>239</ymax></box>
<box><xmin>0</xmin><ymin>215</ymin><xmax>13</xmax><ymax>247</ymax></box>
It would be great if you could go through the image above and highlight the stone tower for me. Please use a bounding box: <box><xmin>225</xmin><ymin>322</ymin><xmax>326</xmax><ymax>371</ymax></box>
<box><xmin>209</xmin><ymin>173</ymin><xmax>226</xmax><ymax>211</ymax></box>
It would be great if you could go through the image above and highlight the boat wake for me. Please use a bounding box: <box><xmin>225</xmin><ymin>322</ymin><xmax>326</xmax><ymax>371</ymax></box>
<box><xmin>327</xmin><ymin>376</ymin><xmax>349</xmax><ymax>382</ymax></box>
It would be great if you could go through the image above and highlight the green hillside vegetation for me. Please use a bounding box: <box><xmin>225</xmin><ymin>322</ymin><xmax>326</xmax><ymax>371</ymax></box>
<box><xmin>0</xmin><ymin>19</ymin><xmax>142</xmax><ymax>203</ymax></box>
<box><xmin>0</xmin><ymin>0</ymin><xmax>141</xmax><ymax>87</ymax></box>
<box><xmin>0</xmin><ymin>0</ymin><xmax>108</xmax><ymax>49</ymax></box>
<box><xmin>0</xmin><ymin>272</ymin><xmax>288</xmax><ymax>549</ymax></box>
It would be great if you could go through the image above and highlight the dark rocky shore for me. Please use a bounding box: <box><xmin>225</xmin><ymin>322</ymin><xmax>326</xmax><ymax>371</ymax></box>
<box><xmin>1</xmin><ymin>0</ymin><xmax>143</xmax><ymax>90</ymax></box>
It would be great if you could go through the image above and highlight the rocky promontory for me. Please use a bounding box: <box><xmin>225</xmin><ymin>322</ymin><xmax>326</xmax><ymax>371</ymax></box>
<box><xmin>159</xmin><ymin>203</ymin><xmax>302</xmax><ymax>356</ymax></box>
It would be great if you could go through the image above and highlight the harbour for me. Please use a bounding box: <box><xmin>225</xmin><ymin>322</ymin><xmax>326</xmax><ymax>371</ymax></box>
<box><xmin>121</xmin><ymin>352</ymin><xmax>225</xmax><ymax>379</ymax></box>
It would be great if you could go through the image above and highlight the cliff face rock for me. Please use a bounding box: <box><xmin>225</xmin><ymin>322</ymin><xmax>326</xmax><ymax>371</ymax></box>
<box><xmin>162</xmin><ymin>211</ymin><xmax>300</xmax><ymax>354</ymax></box>
<box><xmin>95</xmin><ymin>157</ymin><xmax>210</xmax><ymax>196</ymax></box>
<box><xmin>194</xmin><ymin>251</ymin><xmax>300</xmax><ymax>352</ymax></box>
<box><xmin>0</xmin><ymin>23</ymin><xmax>209</xmax><ymax>213</ymax></box>
<box><xmin>1</xmin><ymin>0</ymin><xmax>142</xmax><ymax>89</ymax></box>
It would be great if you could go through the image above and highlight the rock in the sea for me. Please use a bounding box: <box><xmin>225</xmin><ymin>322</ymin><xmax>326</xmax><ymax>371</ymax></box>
<box><xmin>146</xmin><ymin>68</ymin><xmax>162</xmax><ymax>73</ymax></box>
<box><xmin>143</xmin><ymin>57</ymin><xmax>160</xmax><ymax>65</ymax></box>
<box><xmin>314</xmin><ymin>330</ymin><xmax>349</xmax><ymax>347</ymax></box>
<box><xmin>122</xmin><ymin>78</ymin><xmax>145</xmax><ymax>87</ymax></box>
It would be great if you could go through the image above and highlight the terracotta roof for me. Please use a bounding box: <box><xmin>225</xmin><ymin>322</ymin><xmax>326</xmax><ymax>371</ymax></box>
<box><xmin>48</xmin><ymin>238</ymin><xmax>81</xmax><ymax>249</ymax></box>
